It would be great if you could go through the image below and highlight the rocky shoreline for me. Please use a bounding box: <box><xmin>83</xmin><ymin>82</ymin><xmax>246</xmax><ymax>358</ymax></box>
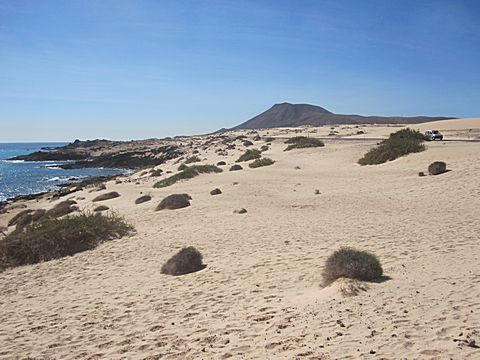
<box><xmin>9</xmin><ymin>139</ymin><xmax>184</xmax><ymax>169</ymax></box>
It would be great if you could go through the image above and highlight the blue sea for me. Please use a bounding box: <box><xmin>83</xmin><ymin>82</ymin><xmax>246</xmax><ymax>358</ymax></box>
<box><xmin>0</xmin><ymin>143</ymin><xmax>125</xmax><ymax>202</ymax></box>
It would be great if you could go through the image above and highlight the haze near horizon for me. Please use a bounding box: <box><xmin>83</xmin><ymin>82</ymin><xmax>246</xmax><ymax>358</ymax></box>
<box><xmin>1</xmin><ymin>0</ymin><xmax>479</xmax><ymax>141</ymax></box>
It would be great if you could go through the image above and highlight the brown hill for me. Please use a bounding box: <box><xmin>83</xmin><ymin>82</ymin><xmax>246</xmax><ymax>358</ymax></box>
<box><xmin>231</xmin><ymin>103</ymin><xmax>454</xmax><ymax>130</ymax></box>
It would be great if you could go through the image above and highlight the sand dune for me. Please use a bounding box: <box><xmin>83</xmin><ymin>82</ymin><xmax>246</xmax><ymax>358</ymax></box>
<box><xmin>1</xmin><ymin>124</ymin><xmax>479</xmax><ymax>359</ymax></box>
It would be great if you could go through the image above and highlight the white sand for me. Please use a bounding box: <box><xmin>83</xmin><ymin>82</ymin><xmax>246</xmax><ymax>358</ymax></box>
<box><xmin>0</xmin><ymin>118</ymin><xmax>479</xmax><ymax>359</ymax></box>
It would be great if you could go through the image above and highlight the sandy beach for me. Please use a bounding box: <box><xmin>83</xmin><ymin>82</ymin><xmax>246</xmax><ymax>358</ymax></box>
<box><xmin>1</xmin><ymin>119</ymin><xmax>479</xmax><ymax>359</ymax></box>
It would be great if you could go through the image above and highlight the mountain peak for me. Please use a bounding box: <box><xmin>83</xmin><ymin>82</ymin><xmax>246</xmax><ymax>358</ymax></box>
<box><xmin>230</xmin><ymin>102</ymin><xmax>454</xmax><ymax>130</ymax></box>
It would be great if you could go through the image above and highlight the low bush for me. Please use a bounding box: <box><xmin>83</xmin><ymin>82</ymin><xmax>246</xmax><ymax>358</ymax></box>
<box><xmin>322</xmin><ymin>247</ymin><xmax>383</xmax><ymax>285</ymax></box>
<box><xmin>184</xmin><ymin>156</ymin><xmax>201</xmax><ymax>164</ymax></box>
<box><xmin>236</xmin><ymin>149</ymin><xmax>261</xmax><ymax>162</ymax></box>
<box><xmin>0</xmin><ymin>212</ymin><xmax>134</xmax><ymax>271</ymax></box>
<box><xmin>217</xmin><ymin>161</ymin><xmax>227</xmax><ymax>166</ymax></box>
<box><xmin>243</xmin><ymin>140</ymin><xmax>253</xmax><ymax>147</ymax></box>
<box><xmin>188</xmin><ymin>164</ymin><xmax>223</xmax><ymax>174</ymax></box>
<box><xmin>388</xmin><ymin>128</ymin><xmax>427</xmax><ymax>141</ymax></box>
<box><xmin>156</xmin><ymin>194</ymin><xmax>192</xmax><ymax>210</ymax></box>
<box><xmin>229</xmin><ymin>164</ymin><xmax>243</xmax><ymax>171</ymax></box>
<box><xmin>153</xmin><ymin>168</ymin><xmax>199</xmax><ymax>188</ymax></box>
<box><xmin>358</xmin><ymin>130</ymin><xmax>425</xmax><ymax>165</ymax></box>
<box><xmin>249</xmin><ymin>157</ymin><xmax>275</xmax><ymax>168</ymax></box>
<box><xmin>8</xmin><ymin>210</ymin><xmax>34</xmax><ymax>227</ymax></box>
<box><xmin>284</xmin><ymin>136</ymin><xmax>325</xmax><ymax>151</ymax></box>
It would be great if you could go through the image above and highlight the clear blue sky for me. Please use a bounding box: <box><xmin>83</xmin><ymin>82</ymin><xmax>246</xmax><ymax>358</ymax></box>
<box><xmin>1</xmin><ymin>0</ymin><xmax>479</xmax><ymax>141</ymax></box>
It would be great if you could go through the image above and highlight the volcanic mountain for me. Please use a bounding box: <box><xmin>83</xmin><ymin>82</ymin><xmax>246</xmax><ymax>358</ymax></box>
<box><xmin>230</xmin><ymin>103</ymin><xmax>454</xmax><ymax>130</ymax></box>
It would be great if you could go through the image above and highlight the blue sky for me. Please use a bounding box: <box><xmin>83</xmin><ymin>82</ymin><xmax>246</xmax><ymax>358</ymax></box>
<box><xmin>0</xmin><ymin>0</ymin><xmax>479</xmax><ymax>141</ymax></box>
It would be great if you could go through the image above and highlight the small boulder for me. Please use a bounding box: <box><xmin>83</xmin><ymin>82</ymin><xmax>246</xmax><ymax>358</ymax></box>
<box><xmin>229</xmin><ymin>164</ymin><xmax>243</xmax><ymax>171</ymax></box>
<box><xmin>156</xmin><ymin>194</ymin><xmax>192</xmax><ymax>211</ymax></box>
<box><xmin>210</xmin><ymin>188</ymin><xmax>222</xmax><ymax>195</ymax></box>
<box><xmin>428</xmin><ymin>161</ymin><xmax>447</xmax><ymax>175</ymax></box>
<box><xmin>161</xmin><ymin>246</ymin><xmax>206</xmax><ymax>275</ymax></box>
<box><xmin>234</xmin><ymin>208</ymin><xmax>247</xmax><ymax>214</ymax></box>
<box><xmin>94</xmin><ymin>205</ymin><xmax>109</xmax><ymax>212</ymax></box>
<box><xmin>135</xmin><ymin>195</ymin><xmax>152</xmax><ymax>204</ymax></box>
<box><xmin>92</xmin><ymin>191</ymin><xmax>120</xmax><ymax>202</ymax></box>
<box><xmin>217</xmin><ymin>161</ymin><xmax>227</xmax><ymax>166</ymax></box>
<box><xmin>418</xmin><ymin>171</ymin><xmax>426</xmax><ymax>177</ymax></box>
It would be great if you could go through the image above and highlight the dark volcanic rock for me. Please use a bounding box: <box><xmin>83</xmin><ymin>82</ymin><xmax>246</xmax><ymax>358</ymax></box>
<box><xmin>229</xmin><ymin>164</ymin><xmax>243</xmax><ymax>171</ymax></box>
<box><xmin>10</xmin><ymin>140</ymin><xmax>182</xmax><ymax>170</ymax></box>
<box><xmin>92</xmin><ymin>192</ymin><xmax>120</xmax><ymax>202</ymax></box>
<box><xmin>428</xmin><ymin>161</ymin><xmax>447</xmax><ymax>175</ymax></box>
<box><xmin>135</xmin><ymin>195</ymin><xmax>152</xmax><ymax>204</ymax></box>
<box><xmin>94</xmin><ymin>205</ymin><xmax>109</xmax><ymax>212</ymax></box>
<box><xmin>234</xmin><ymin>208</ymin><xmax>247</xmax><ymax>214</ymax></box>
<box><xmin>161</xmin><ymin>247</ymin><xmax>206</xmax><ymax>276</ymax></box>
<box><xmin>10</xmin><ymin>151</ymin><xmax>88</xmax><ymax>162</ymax></box>
<box><xmin>210</xmin><ymin>188</ymin><xmax>222</xmax><ymax>195</ymax></box>
<box><xmin>60</xmin><ymin>146</ymin><xmax>181</xmax><ymax>169</ymax></box>
<box><xmin>156</xmin><ymin>194</ymin><xmax>191</xmax><ymax>210</ymax></box>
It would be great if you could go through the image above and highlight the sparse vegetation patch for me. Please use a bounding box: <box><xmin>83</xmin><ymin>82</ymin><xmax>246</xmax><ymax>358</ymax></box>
<box><xmin>322</xmin><ymin>247</ymin><xmax>383</xmax><ymax>285</ymax></box>
<box><xmin>0</xmin><ymin>212</ymin><xmax>134</xmax><ymax>271</ymax></box>
<box><xmin>153</xmin><ymin>168</ymin><xmax>199</xmax><ymax>188</ymax></box>
<box><xmin>184</xmin><ymin>156</ymin><xmax>201</xmax><ymax>164</ymax></box>
<box><xmin>249</xmin><ymin>157</ymin><xmax>275</xmax><ymax>168</ymax></box>
<box><xmin>358</xmin><ymin>128</ymin><xmax>426</xmax><ymax>165</ymax></box>
<box><xmin>236</xmin><ymin>149</ymin><xmax>261</xmax><ymax>162</ymax></box>
<box><xmin>284</xmin><ymin>136</ymin><xmax>325</xmax><ymax>151</ymax></box>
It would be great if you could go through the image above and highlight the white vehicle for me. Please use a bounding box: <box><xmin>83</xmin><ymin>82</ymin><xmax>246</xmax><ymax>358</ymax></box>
<box><xmin>425</xmin><ymin>129</ymin><xmax>443</xmax><ymax>141</ymax></box>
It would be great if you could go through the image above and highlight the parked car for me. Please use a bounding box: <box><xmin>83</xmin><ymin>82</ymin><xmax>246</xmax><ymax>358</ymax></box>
<box><xmin>425</xmin><ymin>129</ymin><xmax>443</xmax><ymax>140</ymax></box>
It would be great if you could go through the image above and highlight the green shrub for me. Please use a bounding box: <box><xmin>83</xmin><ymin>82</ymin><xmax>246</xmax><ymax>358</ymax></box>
<box><xmin>322</xmin><ymin>247</ymin><xmax>383</xmax><ymax>285</ymax></box>
<box><xmin>249</xmin><ymin>157</ymin><xmax>275</xmax><ymax>168</ymax></box>
<box><xmin>161</xmin><ymin>246</ymin><xmax>205</xmax><ymax>275</ymax></box>
<box><xmin>358</xmin><ymin>129</ymin><xmax>426</xmax><ymax>165</ymax></box>
<box><xmin>184</xmin><ymin>156</ymin><xmax>201</xmax><ymax>164</ymax></box>
<box><xmin>236</xmin><ymin>149</ymin><xmax>261</xmax><ymax>162</ymax></box>
<box><xmin>388</xmin><ymin>128</ymin><xmax>427</xmax><ymax>141</ymax></box>
<box><xmin>153</xmin><ymin>168</ymin><xmax>199</xmax><ymax>188</ymax></box>
<box><xmin>0</xmin><ymin>212</ymin><xmax>134</xmax><ymax>271</ymax></box>
<box><xmin>284</xmin><ymin>136</ymin><xmax>325</xmax><ymax>151</ymax></box>
<box><xmin>188</xmin><ymin>164</ymin><xmax>223</xmax><ymax>174</ymax></box>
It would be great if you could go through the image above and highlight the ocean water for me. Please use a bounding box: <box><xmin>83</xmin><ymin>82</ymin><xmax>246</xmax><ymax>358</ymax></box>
<box><xmin>0</xmin><ymin>143</ymin><xmax>125</xmax><ymax>202</ymax></box>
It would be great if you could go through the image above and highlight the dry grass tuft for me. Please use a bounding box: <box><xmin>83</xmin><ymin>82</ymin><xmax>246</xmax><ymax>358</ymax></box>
<box><xmin>322</xmin><ymin>247</ymin><xmax>383</xmax><ymax>285</ymax></box>
<box><xmin>0</xmin><ymin>212</ymin><xmax>134</xmax><ymax>271</ymax></box>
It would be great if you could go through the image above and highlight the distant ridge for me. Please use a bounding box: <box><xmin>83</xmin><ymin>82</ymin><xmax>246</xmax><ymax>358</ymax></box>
<box><xmin>230</xmin><ymin>103</ymin><xmax>455</xmax><ymax>130</ymax></box>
